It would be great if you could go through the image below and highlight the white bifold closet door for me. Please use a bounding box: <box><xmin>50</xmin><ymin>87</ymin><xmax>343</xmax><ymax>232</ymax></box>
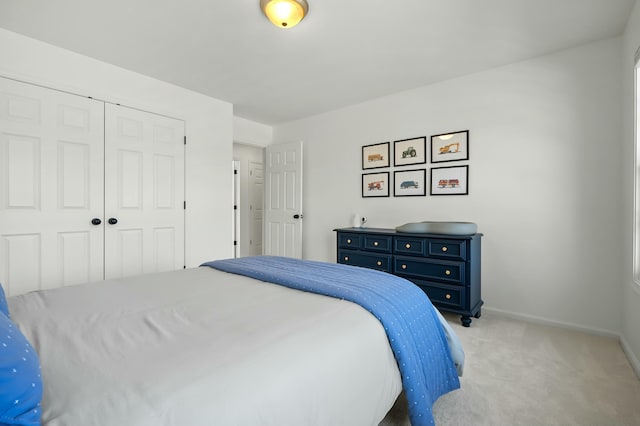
<box><xmin>0</xmin><ymin>77</ymin><xmax>185</xmax><ymax>296</ymax></box>
<box><xmin>104</xmin><ymin>104</ymin><xmax>185</xmax><ymax>280</ymax></box>
<box><xmin>0</xmin><ymin>78</ymin><xmax>105</xmax><ymax>295</ymax></box>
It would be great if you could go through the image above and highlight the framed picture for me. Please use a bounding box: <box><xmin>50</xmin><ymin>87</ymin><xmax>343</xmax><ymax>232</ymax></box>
<box><xmin>394</xmin><ymin>137</ymin><xmax>426</xmax><ymax>166</ymax></box>
<box><xmin>362</xmin><ymin>172</ymin><xmax>390</xmax><ymax>197</ymax></box>
<box><xmin>431</xmin><ymin>130</ymin><xmax>469</xmax><ymax>163</ymax></box>
<box><xmin>362</xmin><ymin>142</ymin><xmax>390</xmax><ymax>169</ymax></box>
<box><xmin>430</xmin><ymin>165</ymin><xmax>468</xmax><ymax>195</ymax></box>
<box><xmin>394</xmin><ymin>169</ymin><xmax>426</xmax><ymax>197</ymax></box>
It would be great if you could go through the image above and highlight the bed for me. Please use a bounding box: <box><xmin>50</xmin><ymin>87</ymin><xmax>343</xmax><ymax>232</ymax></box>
<box><xmin>2</xmin><ymin>256</ymin><xmax>463</xmax><ymax>426</ymax></box>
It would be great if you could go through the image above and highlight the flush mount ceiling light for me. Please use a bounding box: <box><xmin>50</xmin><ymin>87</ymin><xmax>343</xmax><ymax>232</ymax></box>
<box><xmin>260</xmin><ymin>0</ymin><xmax>309</xmax><ymax>29</ymax></box>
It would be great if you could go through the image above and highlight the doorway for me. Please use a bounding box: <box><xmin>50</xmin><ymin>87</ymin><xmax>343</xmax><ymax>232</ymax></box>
<box><xmin>232</xmin><ymin>143</ymin><xmax>265</xmax><ymax>257</ymax></box>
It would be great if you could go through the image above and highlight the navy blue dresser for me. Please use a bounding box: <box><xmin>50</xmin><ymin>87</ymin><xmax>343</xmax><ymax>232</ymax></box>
<box><xmin>335</xmin><ymin>227</ymin><xmax>483</xmax><ymax>326</ymax></box>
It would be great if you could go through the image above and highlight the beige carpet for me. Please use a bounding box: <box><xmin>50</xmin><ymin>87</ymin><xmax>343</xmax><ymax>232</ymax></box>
<box><xmin>380</xmin><ymin>311</ymin><xmax>640</xmax><ymax>426</ymax></box>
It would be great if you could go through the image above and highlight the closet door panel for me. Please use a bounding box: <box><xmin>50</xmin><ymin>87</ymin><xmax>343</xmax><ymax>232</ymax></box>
<box><xmin>104</xmin><ymin>104</ymin><xmax>184</xmax><ymax>279</ymax></box>
<box><xmin>0</xmin><ymin>77</ymin><xmax>105</xmax><ymax>295</ymax></box>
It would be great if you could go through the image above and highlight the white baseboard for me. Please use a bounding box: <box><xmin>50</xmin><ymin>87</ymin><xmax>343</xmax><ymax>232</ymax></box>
<box><xmin>482</xmin><ymin>307</ymin><xmax>619</xmax><ymax>339</ymax></box>
<box><xmin>620</xmin><ymin>336</ymin><xmax>640</xmax><ymax>380</ymax></box>
<box><xmin>483</xmin><ymin>307</ymin><xmax>640</xmax><ymax>380</ymax></box>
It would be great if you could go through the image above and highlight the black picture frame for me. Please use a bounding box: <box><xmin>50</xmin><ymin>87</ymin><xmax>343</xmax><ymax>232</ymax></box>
<box><xmin>362</xmin><ymin>171</ymin><xmax>390</xmax><ymax>197</ymax></box>
<box><xmin>394</xmin><ymin>169</ymin><xmax>426</xmax><ymax>197</ymax></box>
<box><xmin>430</xmin><ymin>165</ymin><xmax>469</xmax><ymax>195</ymax></box>
<box><xmin>362</xmin><ymin>142</ymin><xmax>390</xmax><ymax>170</ymax></box>
<box><xmin>430</xmin><ymin>130</ymin><xmax>469</xmax><ymax>163</ymax></box>
<box><xmin>394</xmin><ymin>136</ymin><xmax>427</xmax><ymax>166</ymax></box>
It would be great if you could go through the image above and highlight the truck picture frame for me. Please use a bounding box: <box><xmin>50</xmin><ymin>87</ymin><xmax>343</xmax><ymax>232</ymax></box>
<box><xmin>430</xmin><ymin>165</ymin><xmax>469</xmax><ymax>195</ymax></box>
<box><xmin>362</xmin><ymin>142</ymin><xmax>390</xmax><ymax>170</ymax></box>
<box><xmin>394</xmin><ymin>136</ymin><xmax>426</xmax><ymax>166</ymax></box>
<box><xmin>362</xmin><ymin>171</ymin><xmax>390</xmax><ymax>198</ymax></box>
<box><xmin>394</xmin><ymin>169</ymin><xmax>426</xmax><ymax>197</ymax></box>
<box><xmin>430</xmin><ymin>130</ymin><xmax>469</xmax><ymax>163</ymax></box>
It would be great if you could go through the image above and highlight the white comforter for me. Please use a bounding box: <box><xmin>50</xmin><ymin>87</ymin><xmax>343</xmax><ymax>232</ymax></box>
<box><xmin>8</xmin><ymin>267</ymin><xmax>402</xmax><ymax>426</ymax></box>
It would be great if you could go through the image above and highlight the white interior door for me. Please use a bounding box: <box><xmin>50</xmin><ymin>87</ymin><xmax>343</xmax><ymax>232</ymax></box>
<box><xmin>249</xmin><ymin>161</ymin><xmax>264</xmax><ymax>256</ymax></box>
<box><xmin>233</xmin><ymin>160</ymin><xmax>240</xmax><ymax>258</ymax></box>
<box><xmin>264</xmin><ymin>141</ymin><xmax>303</xmax><ymax>258</ymax></box>
<box><xmin>104</xmin><ymin>104</ymin><xmax>185</xmax><ymax>279</ymax></box>
<box><xmin>0</xmin><ymin>77</ymin><xmax>105</xmax><ymax>295</ymax></box>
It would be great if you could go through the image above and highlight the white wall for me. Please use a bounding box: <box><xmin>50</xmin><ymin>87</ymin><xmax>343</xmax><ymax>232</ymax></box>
<box><xmin>0</xmin><ymin>28</ymin><xmax>234</xmax><ymax>267</ymax></box>
<box><xmin>622</xmin><ymin>3</ymin><xmax>640</xmax><ymax>375</ymax></box>
<box><xmin>274</xmin><ymin>38</ymin><xmax>624</xmax><ymax>335</ymax></box>
<box><xmin>233</xmin><ymin>116</ymin><xmax>273</xmax><ymax>147</ymax></box>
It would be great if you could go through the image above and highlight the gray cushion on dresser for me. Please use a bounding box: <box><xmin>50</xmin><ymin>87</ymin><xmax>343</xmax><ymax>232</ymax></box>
<box><xmin>395</xmin><ymin>221</ymin><xmax>477</xmax><ymax>235</ymax></box>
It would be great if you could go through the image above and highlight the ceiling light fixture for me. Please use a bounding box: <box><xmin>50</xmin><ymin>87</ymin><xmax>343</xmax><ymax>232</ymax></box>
<box><xmin>260</xmin><ymin>0</ymin><xmax>309</xmax><ymax>29</ymax></box>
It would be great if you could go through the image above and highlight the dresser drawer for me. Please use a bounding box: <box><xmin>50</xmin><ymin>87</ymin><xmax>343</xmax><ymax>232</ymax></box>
<box><xmin>338</xmin><ymin>233</ymin><xmax>362</xmax><ymax>249</ymax></box>
<box><xmin>338</xmin><ymin>249</ymin><xmax>391</xmax><ymax>272</ymax></box>
<box><xmin>363</xmin><ymin>235</ymin><xmax>392</xmax><ymax>253</ymax></box>
<box><xmin>394</xmin><ymin>237</ymin><xmax>425</xmax><ymax>255</ymax></box>
<box><xmin>426</xmin><ymin>239</ymin><xmax>467</xmax><ymax>260</ymax></box>
<box><xmin>393</xmin><ymin>256</ymin><xmax>465</xmax><ymax>285</ymax></box>
<box><xmin>417</xmin><ymin>283</ymin><xmax>465</xmax><ymax>310</ymax></box>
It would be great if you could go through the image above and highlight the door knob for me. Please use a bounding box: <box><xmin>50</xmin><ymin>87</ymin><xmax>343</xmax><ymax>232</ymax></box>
<box><xmin>293</xmin><ymin>214</ymin><xmax>303</xmax><ymax>219</ymax></box>
<box><xmin>91</xmin><ymin>218</ymin><xmax>102</xmax><ymax>225</ymax></box>
<box><xmin>108</xmin><ymin>218</ymin><xmax>118</xmax><ymax>225</ymax></box>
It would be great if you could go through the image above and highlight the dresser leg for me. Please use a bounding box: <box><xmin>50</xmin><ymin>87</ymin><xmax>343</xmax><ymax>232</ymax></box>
<box><xmin>460</xmin><ymin>316</ymin><xmax>472</xmax><ymax>327</ymax></box>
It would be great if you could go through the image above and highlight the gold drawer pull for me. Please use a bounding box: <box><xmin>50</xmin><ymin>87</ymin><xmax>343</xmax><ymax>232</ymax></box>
<box><xmin>442</xmin><ymin>246</ymin><xmax>448</xmax><ymax>252</ymax></box>
<box><xmin>376</xmin><ymin>261</ymin><xmax>382</xmax><ymax>266</ymax></box>
<box><xmin>401</xmin><ymin>264</ymin><xmax>407</xmax><ymax>270</ymax></box>
<box><xmin>445</xmin><ymin>270</ymin><xmax>451</xmax><ymax>276</ymax></box>
<box><xmin>344</xmin><ymin>256</ymin><xmax>349</xmax><ymax>261</ymax></box>
<box><xmin>347</xmin><ymin>239</ymin><xmax>352</xmax><ymax>244</ymax></box>
<box><xmin>445</xmin><ymin>293</ymin><xmax>452</xmax><ymax>300</ymax></box>
<box><xmin>373</xmin><ymin>241</ymin><xmax>379</xmax><ymax>247</ymax></box>
<box><xmin>405</xmin><ymin>243</ymin><xmax>411</xmax><ymax>249</ymax></box>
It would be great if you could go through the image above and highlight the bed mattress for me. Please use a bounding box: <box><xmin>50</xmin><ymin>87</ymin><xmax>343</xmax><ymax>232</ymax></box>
<box><xmin>8</xmin><ymin>267</ymin><xmax>403</xmax><ymax>426</ymax></box>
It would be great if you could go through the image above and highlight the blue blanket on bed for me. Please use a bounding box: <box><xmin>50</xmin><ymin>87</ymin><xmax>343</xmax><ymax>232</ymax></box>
<box><xmin>201</xmin><ymin>256</ymin><xmax>460</xmax><ymax>426</ymax></box>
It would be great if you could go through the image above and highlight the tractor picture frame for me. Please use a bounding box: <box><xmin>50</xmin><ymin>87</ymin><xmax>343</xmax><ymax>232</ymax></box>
<box><xmin>430</xmin><ymin>130</ymin><xmax>469</xmax><ymax>163</ymax></box>
<box><xmin>393</xmin><ymin>136</ymin><xmax>426</xmax><ymax>167</ymax></box>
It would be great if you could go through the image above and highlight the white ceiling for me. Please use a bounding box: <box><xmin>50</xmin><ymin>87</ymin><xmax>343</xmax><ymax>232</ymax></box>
<box><xmin>0</xmin><ymin>0</ymin><xmax>635</xmax><ymax>125</ymax></box>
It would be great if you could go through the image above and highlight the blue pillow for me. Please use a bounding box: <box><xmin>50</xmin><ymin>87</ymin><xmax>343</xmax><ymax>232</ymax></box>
<box><xmin>0</xmin><ymin>312</ymin><xmax>42</xmax><ymax>426</ymax></box>
<box><xmin>0</xmin><ymin>283</ymin><xmax>9</xmax><ymax>318</ymax></box>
